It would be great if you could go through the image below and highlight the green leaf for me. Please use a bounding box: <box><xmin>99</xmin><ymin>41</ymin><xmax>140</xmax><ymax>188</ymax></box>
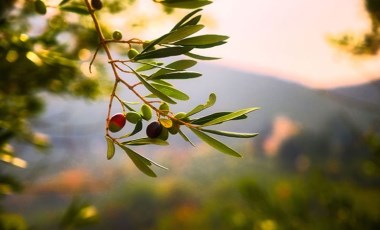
<box><xmin>185</xmin><ymin>52</ymin><xmax>220</xmax><ymax>60</ymax></box>
<box><xmin>151</xmin><ymin>83</ymin><xmax>190</xmax><ymax>100</ymax></box>
<box><xmin>174</xmin><ymin>35</ymin><xmax>229</xmax><ymax>46</ymax></box>
<box><xmin>182</xmin><ymin>15</ymin><xmax>202</xmax><ymax>27</ymax></box>
<box><xmin>105</xmin><ymin>136</ymin><xmax>115</xmax><ymax>160</ymax></box>
<box><xmin>200</xmin><ymin>129</ymin><xmax>259</xmax><ymax>138</ymax></box>
<box><xmin>150</xmin><ymin>71</ymin><xmax>201</xmax><ymax>80</ymax></box>
<box><xmin>185</xmin><ymin>93</ymin><xmax>216</xmax><ymax>117</ymax></box>
<box><xmin>202</xmin><ymin>107</ymin><xmax>259</xmax><ymax>126</ymax></box>
<box><xmin>122</xmin><ymin>138</ymin><xmax>169</xmax><ymax>146</ymax></box>
<box><xmin>132</xmin><ymin>69</ymin><xmax>177</xmax><ymax>104</ymax></box>
<box><xmin>191</xmin><ymin>112</ymin><xmax>247</xmax><ymax>125</ymax></box>
<box><xmin>160</xmin><ymin>0</ymin><xmax>212</xmax><ymax>9</ymax></box>
<box><xmin>160</xmin><ymin>25</ymin><xmax>205</xmax><ymax>44</ymax></box>
<box><xmin>134</xmin><ymin>47</ymin><xmax>194</xmax><ymax>61</ymax></box>
<box><xmin>190</xmin><ymin>128</ymin><xmax>242</xmax><ymax>157</ymax></box>
<box><xmin>190</xmin><ymin>41</ymin><xmax>227</xmax><ymax>49</ymax></box>
<box><xmin>119</xmin><ymin>145</ymin><xmax>157</xmax><ymax>177</ymax></box>
<box><xmin>136</xmin><ymin>62</ymin><xmax>163</xmax><ymax>72</ymax></box>
<box><xmin>178</xmin><ymin>129</ymin><xmax>195</xmax><ymax>146</ymax></box>
<box><xmin>119</xmin><ymin>120</ymin><xmax>143</xmax><ymax>138</ymax></box>
<box><xmin>151</xmin><ymin>59</ymin><xmax>197</xmax><ymax>78</ymax></box>
<box><xmin>60</xmin><ymin>5</ymin><xmax>89</xmax><ymax>15</ymax></box>
<box><xmin>59</xmin><ymin>0</ymin><xmax>71</xmax><ymax>6</ymax></box>
<box><xmin>171</xmin><ymin>8</ymin><xmax>203</xmax><ymax>31</ymax></box>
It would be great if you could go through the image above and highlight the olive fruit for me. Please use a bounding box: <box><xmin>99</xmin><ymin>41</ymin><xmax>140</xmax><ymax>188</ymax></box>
<box><xmin>159</xmin><ymin>102</ymin><xmax>170</xmax><ymax>115</ymax></box>
<box><xmin>112</xmin><ymin>30</ymin><xmax>123</xmax><ymax>40</ymax></box>
<box><xmin>108</xmin><ymin>113</ymin><xmax>126</xmax><ymax>133</ymax></box>
<box><xmin>140</xmin><ymin>104</ymin><xmax>152</xmax><ymax>121</ymax></box>
<box><xmin>175</xmin><ymin>112</ymin><xmax>190</xmax><ymax>122</ymax></box>
<box><xmin>146</xmin><ymin>121</ymin><xmax>163</xmax><ymax>139</ymax></box>
<box><xmin>126</xmin><ymin>111</ymin><xmax>142</xmax><ymax>124</ymax></box>
<box><xmin>158</xmin><ymin>127</ymin><xmax>169</xmax><ymax>141</ymax></box>
<box><xmin>128</xmin><ymin>48</ymin><xmax>139</xmax><ymax>59</ymax></box>
<box><xmin>35</xmin><ymin>0</ymin><xmax>47</xmax><ymax>15</ymax></box>
<box><xmin>91</xmin><ymin>0</ymin><xmax>103</xmax><ymax>10</ymax></box>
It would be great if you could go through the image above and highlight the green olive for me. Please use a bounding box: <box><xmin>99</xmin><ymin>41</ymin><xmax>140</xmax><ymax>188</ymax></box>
<box><xmin>140</xmin><ymin>104</ymin><xmax>152</xmax><ymax>121</ymax></box>
<box><xmin>168</xmin><ymin>123</ymin><xmax>180</xmax><ymax>135</ymax></box>
<box><xmin>128</xmin><ymin>48</ymin><xmax>139</xmax><ymax>59</ymax></box>
<box><xmin>159</xmin><ymin>102</ymin><xmax>170</xmax><ymax>115</ymax></box>
<box><xmin>35</xmin><ymin>0</ymin><xmax>47</xmax><ymax>15</ymax></box>
<box><xmin>126</xmin><ymin>111</ymin><xmax>142</xmax><ymax>124</ymax></box>
<box><xmin>112</xmin><ymin>30</ymin><xmax>123</xmax><ymax>40</ymax></box>
<box><xmin>158</xmin><ymin>127</ymin><xmax>169</xmax><ymax>141</ymax></box>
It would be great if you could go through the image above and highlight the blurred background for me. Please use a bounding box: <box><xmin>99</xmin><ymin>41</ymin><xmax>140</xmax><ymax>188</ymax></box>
<box><xmin>1</xmin><ymin>0</ymin><xmax>380</xmax><ymax>229</ymax></box>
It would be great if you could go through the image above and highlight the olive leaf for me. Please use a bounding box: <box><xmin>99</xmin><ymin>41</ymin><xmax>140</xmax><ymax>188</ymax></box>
<box><xmin>200</xmin><ymin>129</ymin><xmax>259</xmax><ymax>138</ymax></box>
<box><xmin>134</xmin><ymin>46</ymin><xmax>194</xmax><ymax>61</ymax></box>
<box><xmin>174</xmin><ymin>35</ymin><xmax>229</xmax><ymax>46</ymax></box>
<box><xmin>185</xmin><ymin>52</ymin><xmax>220</xmax><ymax>60</ymax></box>
<box><xmin>105</xmin><ymin>136</ymin><xmax>115</xmax><ymax>160</ymax></box>
<box><xmin>191</xmin><ymin>112</ymin><xmax>247</xmax><ymax>125</ymax></box>
<box><xmin>150</xmin><ymin>83</ymin><xmax>190</xmax><ymax>101</ymax></box>
<box><xmin>122</xmin><ymin>138</ymin><xmax>169</xmax><ymax>146</ymax></box>
<box><xmin>151</xmin><ymin>59</ymin><xmax>197</xmax><ymax>78</ymax></box>
<box><xmin>149</xmin><ymin>71</ymin><xmax>202</xmax><ymax>80</ymax></box>
<box><xmin>185</xmin><ymin>93</ymin><xmax>216</xmax><ymax>117</ymax></box>
<box><xmin>159</xmin><ymin>25</ymin><xmax>205</xmax><ymax>44</ymax></box>
<box><xmin>171</xmin><ymin>8</ymin><xmax>203</xmax><ymax>31</ymax></box>
<box><xmin>201</xmin><ymin>107</ymin><xmax>259</xmax><ymax>126</ymax></box>
<box><xmin>190</xmin><ymin>128</ymin><xmax>242</xmax><ymax>157</ymax></box>
<box><xmin>178</xmin><ymin>129</ymin><xmax>195</xmax><ymax>146</ymax></box>
<box><xmin>159</xmin><ymin>0</ymin><xmax>212</xmax><ymax>9</ymax></box>
<box><xmin>118</xmin><ymin>120</ymin><xmax>143</xmax><ymax>139</ymax></box>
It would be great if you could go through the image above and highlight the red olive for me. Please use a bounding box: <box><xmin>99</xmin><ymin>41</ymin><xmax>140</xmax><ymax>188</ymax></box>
<box><xmin>108</xmin><ymin>113</ymin><xmax>126</xmax><ymax>133</ymax></box>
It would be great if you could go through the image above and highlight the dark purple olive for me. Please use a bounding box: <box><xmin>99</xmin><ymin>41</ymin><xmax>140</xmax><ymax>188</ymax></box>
<box><xmin>146</xmin><ymin>121</ymin><xmax>162</xmax><ymax>138</ymax></box>
<box><xmin>91</xmin><ymin>0</ymin><xmax>103</xmax><ymax>10</ymax></box>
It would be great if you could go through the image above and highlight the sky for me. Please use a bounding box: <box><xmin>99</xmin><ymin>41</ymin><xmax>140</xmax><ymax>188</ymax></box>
<box><xmin>203</xmin><ymin>0</ymin><xmax>380</xmax><ymax>89</ymax></box>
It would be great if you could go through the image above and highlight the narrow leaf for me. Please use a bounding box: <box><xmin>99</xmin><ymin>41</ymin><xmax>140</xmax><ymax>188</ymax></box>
<box><xmin>174</xmin><ymin>35</ymin><xmax>229</xmax><ymax>46</ymax></box>
<box><xmin>182</xmin><ymin>15</ymin><xmax>202</xmax><ymax>27</ymax></box>
<box><xmin>119</xmin><ymin>145</ymin><xmax>157</xmax><ymax>177</ymax></box>
<box><xmin>59</xmin><ymin>0</ymin><xmax>71</xmax><ymax>6</ymax></box>
<box><xmin>123</xmin><ymin>138</ymin><xmax>169</xmax><ymax>146</ymax></box>
<box><xmin>60</xmin><ymin>6</ymin><xmax>89</xmax><ymax>15</ymax></box>
<box><xmin>191</xmin><ymin>112</ymin><xmax>247</xmax><ymax>125</ymax></box>
<box><xmin>171</xmin><ymin>8</ymin><xmax>203</xmax><ymax>31</ymax></box>
<box><xmin>134</xmin><ymin>46</ymin><xmax>194</xmax><ymax>61</ymax></box>
<box><xmin>105</xmin><ymin>136</ymin><xmax>115</xmax><ymax>160</ymax></box>
<box><xmin>185</xmin><ymin>52</ymin><xmax>220</xmax><ymax>60</ymax></box>
<box><xmin>190</xmin><ymin>128</ymin><xmax>242</xmax><ymax>157</ymax></box>
<box><xmin>160</xmin><ymin>0</ymin><xmax>212</xmax><ymax>9</ymax></box>
<box><xmin>118</xmin><ymin>120</ymin><xmax>143</xmax><ymax>139</ymax></box>
<box><xmin>186</xmin><ymin>93</ymin><xmax>216</xmax><ymax>117</ymax></box>
<box><xmin>150</xmin><ymin>71</ymin><xmax>201</xmax><ymax>80</ymax></box>
<box><xmin>151</xmin><ymin>59</ymin><xmax>197</xmax><ymax>78</ymax></box>
<box><xmin>132</xmin><ymin>69</ymin><xmax>177</xmax><ymax>104</ymax></box>
<box><xmin>136</xmin><ymin>62</ymin><xmax>163</xmax><ymax>72</ymax></box>
<box><xmin>119</xmin><ymin>144</ymin><xmax>168</xmax><ymax>171</ymax></box>
<box><xmin>151</xmin><ymin>83</ymin><xmax>190</xmax><ymax>100</ymax></box>
<box><xmin>178</xmin><ymin>129</ymin><xmax>195</xmax><ymax>147</ymax></box>
<box><xmin>160</xmin><ymin>25</ymin><xmax>205</xmax><ymax>44</ymax></box>
<box><xmin>200</xmin><ymin>129</ymin><xmax>259</xmax><ymax>138</ymax></box>
<box><xmin>202</xmin><ymin>107</ymin><xmax>259</xmax><ymax>126</ymax></box>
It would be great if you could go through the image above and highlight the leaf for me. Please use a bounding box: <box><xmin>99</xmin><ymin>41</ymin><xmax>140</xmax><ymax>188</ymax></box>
<box><xmin>59</xmin><ymin>0</ymin><xmax>71</xmax><ymax>6</ymax></box>
<box><xmin>160</xmin><ymin>0</ymin><xmax>212</xmax><ymax>9</ymax></box>
<box><xmin>202</xmin><ymin>107</ymin><xmax>259</xmax><ymax>126</ymax></box>
<box><xmin>119</xmin><ymin>120</ymin><xmax>143</xmax><ymax>138</ymax></box>
<box><xmin>190</xmin><ymin>128</ymin><xmax>242</xmax><ymax>157</ymax></box>
<box><xmin>60</xmin><ymin>5</ymin><xmax>89</xmax><ymax>15</ymax></box>
<box><xmin>174</xmin><ymin>35</ymin><xmax>229</xmax><ymax>46</ymax></box>
<box><xmin>132</xmin><ymin>69</ymin><xmax>177</xmax><ymax>104</ymax></box>
<box><xmin>191</xmin><ymin>112</ymin><xmax>247</xmax><ymax>125</ymax></box>
<box><xmin>136</xmin><ymin>62</ymin><xmax>163</xmax><ymax>72</ymax></box>
<box><xmin>185</xmin><ymin>52</ymin><xmax>220</xmax><ymax>60</ymax></box>
<box><xmin>185</xmin><ymin>93</ymin><xmax>216</xmax><ymax>117</ymax></box>
<box><xmin>200</xmin><ymin>129</ymin><xmax>259</xmax><ymax>138</ymax></box>
<box><xmin>151</xmin><ymin>59</ymin><xmax>197</xmax><ymax>78</ymax></box>
<box><xmin>160</xmin><ymin>25</ymin><xmax>205</xmax><ymax>44</ymax></box>
<box><xmin>150</xmin><ymin>71</ymin><xmax>201</xmax><ymax>80</ymax></box>
<box><xmin>134</xmin><ymin>46</ymin><xmax>194</xmax><ymax>61</ymax></box>
<box><xmin>119</xmin><ymin>145</ymin><xmax>157</xmax><ymax>177</ymax></box>
<box><xmin>190</xmin><ymin>41</ymin><xmax>227</xmax><ymax>49</ymax></box>
<box><xmin>171</xmin><ymin>8</ymin><xmax>203</xmax><ymax>31</ymax></box>
<box><xmin>105</xmin><ymin>136</ymin><xmax>115</xmax><ymax>160</ymax></box>
<box><xmin>178</xmin><ymin>129</ymin><xmax>195</xmax><ymax>147</ymax></box>
<box><xmin>182</xmin><ymin>15</ymin><xmax>202</xmax><ymax>28</ymax></box>
<box><xmin>121</xmin><ymin>101</ymin><xmax>138</xmax><ymax>112</ymax></box>
<box><xmin>122</xmin><ymin>138</ymin><xmax>169</xmax><ymax>146</ymax></box>
<box><xmin>151</xmin><ymin>83</ymin><xmax>190</xmax><ymax>101</ymax></box>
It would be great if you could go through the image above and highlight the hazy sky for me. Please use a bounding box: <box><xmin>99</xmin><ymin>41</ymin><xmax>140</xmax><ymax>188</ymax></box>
<box><xmin>204</xmin><ymin>0</ymin><xmax>380</xmax><ymax>88</ymax></box>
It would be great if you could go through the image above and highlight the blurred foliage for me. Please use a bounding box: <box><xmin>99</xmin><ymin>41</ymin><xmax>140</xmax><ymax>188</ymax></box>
<box><xmin>330</xmin><ymin>0</ymin><xmax>380</xmax><ymax>55</ymax></box>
